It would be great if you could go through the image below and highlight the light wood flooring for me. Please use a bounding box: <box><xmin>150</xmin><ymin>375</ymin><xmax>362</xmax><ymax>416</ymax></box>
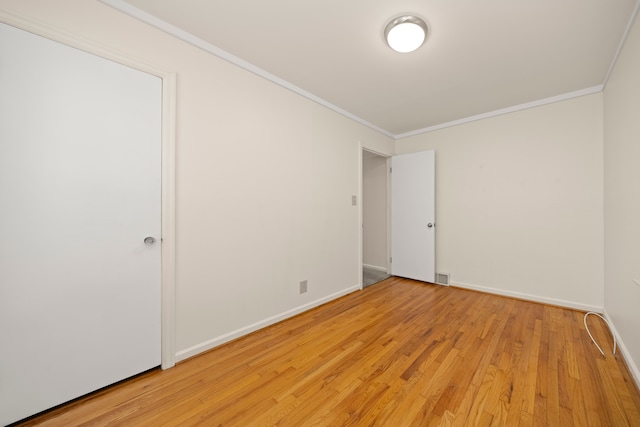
<box><xmin>16</xmin><ymin>277</ymin><xmax>640</xmax><ymax>426</ymax></box>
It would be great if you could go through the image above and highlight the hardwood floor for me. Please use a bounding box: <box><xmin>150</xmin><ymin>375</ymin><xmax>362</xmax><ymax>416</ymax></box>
<box><xmin>16</xmin><ymin>277</ymin><xmax>640</xmax><ymax>426</ymax></box>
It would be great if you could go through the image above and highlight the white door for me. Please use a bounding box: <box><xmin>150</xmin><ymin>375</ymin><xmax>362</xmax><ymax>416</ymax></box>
<box><xmin>391</xmin><ymin>150</ymin><xmax>436</xmax><ymax>283</ymax></box>
<box><xmin>0</xmin><ymin>23</ymin><xmax>161</xmax><ymax>425</ymax></box>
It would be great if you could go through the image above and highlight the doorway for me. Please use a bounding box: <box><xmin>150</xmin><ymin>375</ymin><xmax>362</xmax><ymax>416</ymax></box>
<box><xmin>362</xmin><ymin>150</ymin><xmax>391</xmax><ymax>287</ymax></box>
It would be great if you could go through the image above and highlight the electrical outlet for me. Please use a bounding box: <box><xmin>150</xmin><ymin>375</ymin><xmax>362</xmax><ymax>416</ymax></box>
<box><xmin>299</xmin><ymin>280</ymin><xmax>308</xmax><ymax>294</ymax></box>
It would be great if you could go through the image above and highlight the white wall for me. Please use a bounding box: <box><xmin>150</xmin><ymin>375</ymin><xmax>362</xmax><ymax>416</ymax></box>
<box><xmin>363</xmin><ymin>152</ymin><xmax>388</xmax><ymax>270</ymax></box>
<box><xmin>0</xmin><ymin>0</ymin><xmax>393</xmax><ymax>360</ymax></box>
<box><xmin>396</xmin><ymin>94</ymin><xmax>605</xmax><ymax>310</ymax></box>
<box><xmin>603</xmin><ymin>11</ymin><xmax>640</xmax><ymax>384</ymax></box>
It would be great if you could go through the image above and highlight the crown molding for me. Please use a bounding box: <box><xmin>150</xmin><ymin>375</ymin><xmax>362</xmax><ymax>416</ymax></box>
<box><xmin>603</xmin><ymin>0</ymin><xmax>640</xmax><ymax>89</ymax></box>
<box><xmin>99</xmin><ymin>0</ymin><xmax>395</xmax><ymax>139</ymax></box>
<box><xmin>395</xmin><ymin>85</ymin><xmax>604</xmax><ymax>140</ymax></box>
<box><xmin>100</xmin><ymin>1</ymin><xmax>622</xmax><ymax>142</ymax></box>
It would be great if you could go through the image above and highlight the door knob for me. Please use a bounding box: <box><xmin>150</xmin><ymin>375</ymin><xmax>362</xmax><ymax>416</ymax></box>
<box><xmin>144</xmin><ymin>236</ymin><xmax>156</xmax><ymax>245</ymax></box>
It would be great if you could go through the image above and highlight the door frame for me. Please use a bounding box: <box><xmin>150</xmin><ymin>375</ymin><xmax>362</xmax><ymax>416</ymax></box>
<box><xmin>358</xmin><ymin>143</ymin><xmax>392</xmax><ymax>289</ymax></box>
<box><xmin>0</xmin><ymin>12</ymin><xmax>177</xmax><ymax>369</ymax></box>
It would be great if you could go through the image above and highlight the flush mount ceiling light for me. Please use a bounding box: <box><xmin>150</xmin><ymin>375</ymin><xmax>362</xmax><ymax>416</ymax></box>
<box><xmin>384</xmin><ymin>15</ymin><xmax>428</xmax><ymax>53</ymax></box>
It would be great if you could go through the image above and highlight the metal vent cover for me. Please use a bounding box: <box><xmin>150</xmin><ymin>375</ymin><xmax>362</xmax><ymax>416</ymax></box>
<box><xmin>435</xmin><ymin>273</ymin><xmax>450</xmax><ymax>285</ymax></box>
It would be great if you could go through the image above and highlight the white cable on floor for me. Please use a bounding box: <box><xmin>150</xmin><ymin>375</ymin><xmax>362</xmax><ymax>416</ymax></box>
<box><xmin>584</xmin><ymin>311</ymin><xmax>617</xmax><ymax>357</ymax></box>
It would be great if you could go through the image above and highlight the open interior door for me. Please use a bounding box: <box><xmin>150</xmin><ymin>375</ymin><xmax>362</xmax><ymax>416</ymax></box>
<box><xmin>391</xmin><ymin>150</ymin><xmax>436</xmax><ymax>283</ymax></box>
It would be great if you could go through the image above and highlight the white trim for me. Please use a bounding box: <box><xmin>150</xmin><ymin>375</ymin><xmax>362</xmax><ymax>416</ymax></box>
<box><xmin>99</xmin><ymin>0</ymin><xmax>394</xmax><ymax>139</ymax></box>
<box><xmin>160</xmin><ymin>73</ymin><xmax>177</xmax><ymax>369</ymax></box>
<box><xmin>358</xmin><ymin>142</ymin><xmax>364</xmax><ymax>290</ymax></box>
<box><xmin>451</xmin><ymin>280</ymin><xmax>603</xmax><ymax>313</ymax></box>
<box><xmin>100</xmin><ymin>0</ymin><xmax>615</xmax><ymax>141</ymax></box>
<box><xmin>603</xmin><ymin>308</ymin><xmax>640</xmax><ymax>390</ymax></box>
<box><xmin>603</xmin><ymin>0</ymin><xmax>640</xmax><ymax>89</ymax></box>
<box><xmin>363</xmin><ymin>147</ymin><xmax>393</xmax><ymax>158</ymax></box>
<box><xmin>0</xmin><ymin>10</ymin><xmax>177</xmax><ymax>370</ymax></box>
<box><xmin>93</xmin><ymin>0</ymin><xmax>633</xmax><ymax>141</ymax></box>
<box><xmin>363</xmin><ymin>264</ymin><xmax>388</xmax><ymax>273</ymax></box>
<box><xmin>395</xmin><ymin>85</ymin><xmax>604</xmax><ymax>139</ymax></box>
<box><xmin>386</xmin><ymin>156</ymin><xmax>392</xmax><ymax>274</ymax></box>
<box><xmin>175</xmin><ymin>285</ymin><xmax>361</xmax><ymax>362</ymax></box>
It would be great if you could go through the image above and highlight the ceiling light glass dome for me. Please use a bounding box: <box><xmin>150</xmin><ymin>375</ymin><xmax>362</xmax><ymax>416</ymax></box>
<box><xmin>384</xmin><ymin>15</ymin><xmax>429</xmax><ymax>53</ymax></box>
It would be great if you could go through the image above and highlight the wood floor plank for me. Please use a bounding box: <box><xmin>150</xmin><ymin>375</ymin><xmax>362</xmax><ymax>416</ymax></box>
<box><xmin>14</xmin><ymin>278</ymin><xmax>640</xmax><ymax>426</ymax></box>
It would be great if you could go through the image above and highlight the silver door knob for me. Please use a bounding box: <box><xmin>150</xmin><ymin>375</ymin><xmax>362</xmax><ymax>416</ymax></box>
<box><xmin>144</xmin><ymin>236</ymin><xmax>156</xmax><ymax>245</ymax></box>
<box><xmin>427</xmin><ymin>223</ymin><xmax>434</xmax><ymax>228</ymax></box>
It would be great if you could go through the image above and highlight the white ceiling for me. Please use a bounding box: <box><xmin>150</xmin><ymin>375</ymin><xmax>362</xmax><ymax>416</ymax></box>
<box><xmin>105</xmin><ymin>0</ymin><xmax>639</xmax><ymax>138</ymax></box>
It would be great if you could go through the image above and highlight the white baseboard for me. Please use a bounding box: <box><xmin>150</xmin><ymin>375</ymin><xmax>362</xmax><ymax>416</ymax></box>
<box><xmin>603</xmin><ymin>308</ymin><xmax>640</xmax><ymax>390</ymax></box>
<box><xmin>175</xmin><ymin>285</ymin><xmax>361</xmax><ymax>362</ymax></box>
<box><xmin>451</xmin><ymin>280</ymin><xmax>603</xmax><ymax>313</ymax></box>
<box><xmin>363</xmin><ymin>264</ymin><xmax>388</xmax><ymax>272</ymax></box>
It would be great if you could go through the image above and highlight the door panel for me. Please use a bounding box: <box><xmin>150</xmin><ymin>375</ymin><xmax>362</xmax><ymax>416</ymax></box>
<box><xmin>391</xmin><ymin>150</ymin><xmax>435</xmax><ymax>282</ymax></box>
<box><xmin>0</xmin><ymin>23</ymin><xmax>161</xmax><ymax>425</ymax></box>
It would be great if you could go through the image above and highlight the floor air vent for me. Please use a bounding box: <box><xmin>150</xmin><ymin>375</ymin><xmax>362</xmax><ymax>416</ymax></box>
<box><xmin>435</xmin><ymin>273</ymin><xmax>450</xmax><ymax>285</ymax></box>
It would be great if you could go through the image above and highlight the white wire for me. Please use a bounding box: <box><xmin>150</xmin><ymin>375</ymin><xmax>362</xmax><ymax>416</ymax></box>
<box><xmin>584</xmin><ymin>311</ymin><xmax>617</xmax><ymax>357</ymax></box>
